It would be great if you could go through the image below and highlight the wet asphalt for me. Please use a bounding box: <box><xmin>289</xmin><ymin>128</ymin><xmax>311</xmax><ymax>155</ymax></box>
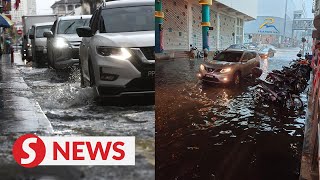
<box><xmin>0</xmin><ymin>55</ymin><xmax>155</xmax><ymax>179</ymax></box>
<box><xmin>156</xmin><ymin>48</ymin><xmax>308</xmax><ymax>180</ymax></box>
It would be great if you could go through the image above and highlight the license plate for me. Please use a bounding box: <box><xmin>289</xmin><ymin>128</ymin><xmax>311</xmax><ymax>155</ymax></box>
<box><xmin>205</xmin><ymin>74</ymin><xmax>214</xmax><ymax>78</ymax></box>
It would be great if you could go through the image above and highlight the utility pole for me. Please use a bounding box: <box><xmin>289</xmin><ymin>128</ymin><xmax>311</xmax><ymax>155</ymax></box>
<box><xmin>155</xmin><ymin>0</ymin><xmax>164</xmax><ymax>53</ymax></box>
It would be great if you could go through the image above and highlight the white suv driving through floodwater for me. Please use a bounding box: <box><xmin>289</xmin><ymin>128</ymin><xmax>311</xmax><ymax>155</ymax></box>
<box><xmin>77</xmin><ymin>0</ymin><xmax>155</xmax><ymax>97</ymax></box>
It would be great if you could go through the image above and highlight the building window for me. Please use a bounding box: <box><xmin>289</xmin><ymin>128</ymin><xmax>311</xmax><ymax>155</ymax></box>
<box><xmin>59</xmin><ymin>5</ymin><xmax>65</xmax><ymax>12</ymax></box>
<box><xmin>235</xmin><ymin>18</ymin><xmax>243</xmax><ymax>44</ymax></box>
<box><xmin>68</xmin><ymin>5</ymin><xmax>74</xmax><ymax>11</ymax></box>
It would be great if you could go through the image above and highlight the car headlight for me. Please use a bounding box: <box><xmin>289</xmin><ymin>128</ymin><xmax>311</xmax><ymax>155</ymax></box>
<box><xmin>54</xmin><ymin>38</ymin><xmax>69</xmax><ymax>48</ymax></box>
<box><xmin>200</xmin><ymin>64</ymin><xmax>205</xmax><ymax>71</ymax></box>
<box><xmin>220</xmin><ymin>68</ymin><xmax>232</xmax><ymax>73</ymax></box>
<box><xmin>96</xmin><ymin>47</ymin><xmax>132</xmax><ymax>60</ymax></box>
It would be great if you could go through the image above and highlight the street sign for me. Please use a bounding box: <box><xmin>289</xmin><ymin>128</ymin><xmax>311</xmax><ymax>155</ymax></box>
<box><xmin>293</xmin><ymin>19</ymin><xmax>314</xmax><ymax>30</ymax></box>
<box><xmin>17</xmin><ymin>29</ymin><xmax>22</xmax><ymax>35</ymax></box>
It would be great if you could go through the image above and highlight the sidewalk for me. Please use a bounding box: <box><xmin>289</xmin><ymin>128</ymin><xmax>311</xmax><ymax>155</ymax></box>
<box><xmin>0</xmin><ymin>53</ymin><xmax>53</xmax><ymax>134</ymax></box>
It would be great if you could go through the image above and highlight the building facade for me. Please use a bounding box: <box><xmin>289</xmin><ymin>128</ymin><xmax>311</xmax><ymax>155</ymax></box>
<box><xmin>244</xmin><ymin>0</ymin><xmax>307</xmax><ymax>47</ymax></box>
<box><xmin>158</xmin><ymin>0</ymin><xmax>257</xmax><ymax>52</ymax></box>
<box><xmin>51</xmin><ymin>0</ymin><xmax>81</xmax><ymax>16</ymax></box>
<box><xmin>10</xmin><ymin>0</ymin><xmax>37</xmax><ymax>26</ymax></box>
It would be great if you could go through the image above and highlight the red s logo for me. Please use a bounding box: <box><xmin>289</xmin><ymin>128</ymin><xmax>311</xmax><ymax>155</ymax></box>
<box><xmin>12</xmin><ymin>134</ymin><xmax>46</xmax><ymax>168</ymax></box>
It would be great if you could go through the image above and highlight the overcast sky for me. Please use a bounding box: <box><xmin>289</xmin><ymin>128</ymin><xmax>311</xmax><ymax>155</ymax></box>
<box><xmin>36</xmin><ymin>0</ymin><xmax>56</xmax><ymax>15</ymax></box>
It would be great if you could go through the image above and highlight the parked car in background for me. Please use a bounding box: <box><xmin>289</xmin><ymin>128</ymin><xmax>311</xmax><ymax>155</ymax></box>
<box><xmin>44</xmin><ymin>15</ymin><xmax>91</xmax><ymax>69</ymax></box>
<box><xmin>77</xmin><ymin>0</ymin><xmax>155</xmax><ymax>98</ymax></box>
<box><xmin>226</xmin><ymin>44</ymin><xmax>247</xmax><ymax>50</ymax></box>
<box><xmin>244</xmin><ymin>42</ymin><xmax>258</xmax><ymax>50</ymax></box>
<box><xmin>29</xmin><ymin>22</ymin><xmax>54</xmax><ymax>67</ymax></box>
<box><xmin>198</xmin><ymin>49</ymin><xmax>261</xmax><ymax>86</ymax></box>
<box><xmin>22</xmin><ymin>15</ymin><xmax>57</xmax><ymax>61</ymax></box>
<box><xmin>258</xmin><ymin>44</ymin><xmax>276</xmax><ymax>58</ymax></box>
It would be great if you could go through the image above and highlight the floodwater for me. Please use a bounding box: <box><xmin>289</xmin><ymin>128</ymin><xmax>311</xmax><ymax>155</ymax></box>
<box><xmin>156</xmin><ymin>48</ymin><xmax>307</xmax><ymax>180</ymax></box>
<box><xmin>12</xmin><ymin>65</ymin><xmax>155</xmax><ymax>180</ymax></box>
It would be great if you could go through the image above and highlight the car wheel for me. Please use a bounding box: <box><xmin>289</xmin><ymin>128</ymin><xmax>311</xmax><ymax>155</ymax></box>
<box><xmin>232</xmin><ymin>72</ymin><xmax>241</xmax><ymax>87</ymax></box>
<box><xmin>88</xmin><ymin>60</ymin><xmax>95</xmax><ymax>87</ymax></box>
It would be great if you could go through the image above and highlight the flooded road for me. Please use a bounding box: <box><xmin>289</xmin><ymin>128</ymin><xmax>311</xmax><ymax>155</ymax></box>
<box><xmin>13</xmin><ymin>65</ymin><xmax>155</xmax><ymax>179</ymax></box>
<box><xmin>156</xmin><ymin>48</ymin><xmax>307</xmax><ymax>180</ymax></box>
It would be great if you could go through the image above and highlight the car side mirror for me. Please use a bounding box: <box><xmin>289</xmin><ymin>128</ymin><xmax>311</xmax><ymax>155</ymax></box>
<box><xmin>43</xmin><ymin>31</ymin><xmax>54</xmax><ymax>38</ymax></box>
<box><xmin>76</xmin><ymin>26</ymin><xmax>93</xmax><ymax>37</ymax></box>
<box><xmin>29</xmin><ymin>34</ymin><xmax>35</xmax><ymax>39</ymax></box>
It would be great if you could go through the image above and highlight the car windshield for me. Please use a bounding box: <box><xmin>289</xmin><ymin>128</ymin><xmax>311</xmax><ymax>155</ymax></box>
<box><xmin>228</xmin><ymin>45</ymin><xmax>241</xmax><ymax>49</ymax></box>
<box><xmin>260</xmin><ymin>48</ymin><xmax>269</xmax><ymax>52</ymax></box>
<box><xmin>100</xmin><ymin>5</ymin><xmax>154</xmax><ymax>33</ymax></box>
<box><xmin>36</xmin><ymin>25</ymin><xmax>52</xmax><ymax>38</ymax></box>
<box><xmin>214</xmin><ymin>51</ymin><xmax>243</xmax><ymax>62</ymax></box>
<box><xmin>57</xmin><ymin>19</ymin><xmax>90</xmax><ymax>34</ymax></box>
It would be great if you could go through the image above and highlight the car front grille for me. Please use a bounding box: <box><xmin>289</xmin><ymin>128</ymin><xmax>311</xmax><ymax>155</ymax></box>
<box><xmin>70</xmin><ymin>41</ymin><xmax>82</xmax><ymax>47</ymax></box>
<box><xmin>72</xmin><ymin>48</ymin><xmax>79</xmax><ymax>59</ymax></box>
<box><xmin>203</xmin><ymin>76</ymin><xmax>220</xmax><ymax>82</ymax></box>
<box><xmin>206</xmin><ymin>67</ymin><xmax>215</xmax><ymax>72</ymax></box>
<box><xmin>140</xmin><ymin>47</ymin><xmax>155</xmax><ymax>60</ymax></box>
<box><xmin>127</xmin><ymin>48</ymin><xmax>155</xmax><ymax>77</ymax></box>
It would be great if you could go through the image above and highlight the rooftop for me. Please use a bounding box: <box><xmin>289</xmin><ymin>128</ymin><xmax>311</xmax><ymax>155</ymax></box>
<box><xmin>51</xmin><ymin>0</ymin><xmax>81</xmax><ymax>8</ymax></box>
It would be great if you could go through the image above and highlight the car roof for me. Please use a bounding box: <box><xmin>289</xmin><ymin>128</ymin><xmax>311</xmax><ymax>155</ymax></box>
<box><xmin>101</xmin><ymin>0</ymin><xmax>154</xmax><ymax>9</ymax></box>
<box><xmin>224</xmin><ymin>49</ymin><xmax>245</xmax><ymax>53</ymax></box>
<box><xmin>58</xmin><ymin>15</ymin><xmax>92</xmax><ymax>21</ymax></box>
<box><xmin>33</xmin><ymin>22</ymin><xmax>54</xmax><ymax>27</ymax></box>
<box><xmin>224</xmin><ymin>49</ymin><xmax>257</xmax><ymax>53</ymax></box>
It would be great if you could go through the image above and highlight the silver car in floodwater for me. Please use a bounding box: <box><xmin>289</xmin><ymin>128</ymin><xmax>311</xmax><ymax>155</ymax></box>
<box><xmin>44</xmin><ymin>15</ymin><xmax>91</xmax><ymax>69</ymax></box>
<box><xmin>77</xmin><ymin>0</ymin><xmax>155</xmax><ymax>98</ymax></box>
<box><xmin>198</xmin><ymin>49</ymin><xmax>261</xmax><ymax>85</ymax></box>
<box><xmin>29</xmin><ymin>22</ymin><xmax>54</xmax><ymax>66</ymax></box>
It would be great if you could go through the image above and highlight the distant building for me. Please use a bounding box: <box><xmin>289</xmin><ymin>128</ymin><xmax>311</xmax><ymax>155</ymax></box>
<box><xmin>51</xmin><ymin>0</ymin><xmax>81</xmax><ymax>16</ymax></box>
<box><xmin>159</xmin><ymin>0</ymin><xmax>258</xmax><ymax>51</ymax></box>
<box><xmin>244</xmin><ymin>0</ymin><xmax>307</xmax><ymax>47</ymax></box>
<box><xmin>10</xmin><ymin>0</ymin><xmax>37</xmax><ymax>32</ymax></box>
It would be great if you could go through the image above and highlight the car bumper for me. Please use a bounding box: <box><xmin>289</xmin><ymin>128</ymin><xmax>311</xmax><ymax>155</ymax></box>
<box><xmin>198</xmin><ymin>70</ymin><xmax>233</xmax><ymax>83</ymax></box>
<box><xmin>54</xmin><ymin>47</ymin><xmax>79</xmax><ymax>69</ymax></box>
<box><xmin>92</xmin><ymin>54</ymin><xmax>155</xmax><ymax>97</ymax></box>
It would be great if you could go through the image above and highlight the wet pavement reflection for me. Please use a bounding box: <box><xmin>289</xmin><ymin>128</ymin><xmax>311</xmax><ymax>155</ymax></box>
<box><xmin>156</xmin><ymin>48</ymin><xmax>307</xmax><ymax>180</ymax></box>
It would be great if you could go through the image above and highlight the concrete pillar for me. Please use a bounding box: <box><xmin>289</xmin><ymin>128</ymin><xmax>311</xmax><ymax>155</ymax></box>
<box><xmin>65</xmin><ymin>5</ymin><xmax>68</xmax><ymax>15</ymax></box>
<box><xmin>155</xmin><ymin>0</ymin><xmax>164</xmax><ymax>53</ymax></box>
<box><xmin>199</xmin><ymin>0</ymin><xmax>212</xmax><ymax>50</ymax></box>
<box><xmin>234</xmin><ymin>17</ymin><xmax>237</xmax><ymax>44</ymax></box>
<box><xmin>216</xmin><ymin>12</ymin><xmax>220</xmax><ymax>49</ymax></box>
<box><xmin>188</xmin><ymin>1</ymin><xmax>193</xmax><ymax>50</ymax></box>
